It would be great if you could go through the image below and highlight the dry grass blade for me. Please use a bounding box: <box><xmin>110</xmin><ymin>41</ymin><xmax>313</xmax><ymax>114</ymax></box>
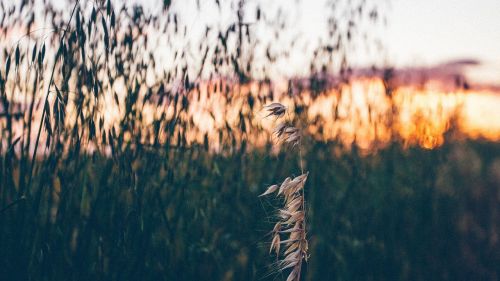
<box><xmin>260</xmin><ymin>102</ymin><xmax>309</xmax><ymax>281</ymax></box>
<box><xmin>264</xmin><ymin>102</ymin><xmax>287</xmax><ymax>118</ymax></box>
<box><xmin>259</xmin><ymin>184</ymin><xmax>279</xmax><ymax>196</ymax></box>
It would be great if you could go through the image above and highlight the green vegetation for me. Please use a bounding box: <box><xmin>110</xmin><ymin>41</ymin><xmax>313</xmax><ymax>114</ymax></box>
<box><xmin>2</xmin><ymin>140</ymin><xmax>500</xmax><ymax>280</ymax></box>
<box><xmin>1</xmin><ymin>1</ymin><xmax>499</xmax><ymax>280</ymax></box>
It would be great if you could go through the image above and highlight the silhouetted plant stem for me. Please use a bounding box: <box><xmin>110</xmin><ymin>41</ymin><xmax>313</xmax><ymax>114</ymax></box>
<box><xmin>26</xmin><ymin>0</ymin><xmax>80</xmax><ymax>195</ymax></box>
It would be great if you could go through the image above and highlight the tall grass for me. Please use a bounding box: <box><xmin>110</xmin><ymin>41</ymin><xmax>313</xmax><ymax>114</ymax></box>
<box><xmin>260</xmin><ymin>102</ymin><xmax>309</xmax><ymax>281</ymax></box>
<box><xmin>1</xmin><ymin>1</ymin><xmax>499</xmax><ymax>281</ymax></box>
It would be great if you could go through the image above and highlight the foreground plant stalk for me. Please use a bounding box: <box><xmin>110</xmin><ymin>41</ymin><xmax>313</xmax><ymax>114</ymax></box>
<box><xmin>260</xmin><ymin>103</ymin><xmax>309</xmax><ymax>281</ymax></box>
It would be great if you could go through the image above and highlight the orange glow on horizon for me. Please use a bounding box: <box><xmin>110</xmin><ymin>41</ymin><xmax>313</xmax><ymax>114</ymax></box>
<box><xmin>172</xmin><ymin>77</ymin><xmax>500</xmax><ymax>152</ymax></box>
<box><xmin>2</xmin><ymin>76</ymin><xmax>500</xmax><ymax>154</ymax></box>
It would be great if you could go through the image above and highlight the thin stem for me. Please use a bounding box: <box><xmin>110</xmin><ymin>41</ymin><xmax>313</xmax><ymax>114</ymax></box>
<box><xmin>299</xmin><ymin>147</ymin><xmax>304</xmax><ymax>174</ymax></box>
<box><xmin>300</xmin><ymin>173</ymin><xmax>306</xmax><ymax>278</ymax></box>
<box><xmin>26</xmin><ymin>0</ymin><xmax>80</xmax><ymax>194</ymax></box>
<box><xmin>0</xmin><ymin>196</ymin><xmax>26</xmax><ymax>214</ymax></box>
<box><xmin>291</xmin><ymin>106</ymin><xmax>307</xmax><ymax>281</ymax></box>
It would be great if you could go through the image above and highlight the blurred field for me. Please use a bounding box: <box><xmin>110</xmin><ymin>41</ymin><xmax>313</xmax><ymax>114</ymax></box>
<box><xmin>2</xmin><ymin>139</ymin><xmax>500</xmax><ymax>280</ymax></box>
<box><xmin>1</xmin><ymin>1</ymin><xmax>500</xmax><ymax>280</ymax></box>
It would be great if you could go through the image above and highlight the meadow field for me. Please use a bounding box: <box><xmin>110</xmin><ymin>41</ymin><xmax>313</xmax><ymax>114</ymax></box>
<box><xmin>1</xmin><ymin>0</ymin><xmax>500</xmax><ymax>280</ymax></box>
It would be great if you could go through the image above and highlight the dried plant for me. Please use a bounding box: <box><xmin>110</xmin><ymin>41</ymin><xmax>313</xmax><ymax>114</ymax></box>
<box><xmin>260</xmin><ymin>102</ymin><xmax>309</xmax><ymax>281</ymax></box>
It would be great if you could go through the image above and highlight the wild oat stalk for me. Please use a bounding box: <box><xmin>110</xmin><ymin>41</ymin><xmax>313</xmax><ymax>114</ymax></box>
<box><xmin>260</xmin><ymin>102</ymin><xmax>309</xmax><ymax>281</ymax></box>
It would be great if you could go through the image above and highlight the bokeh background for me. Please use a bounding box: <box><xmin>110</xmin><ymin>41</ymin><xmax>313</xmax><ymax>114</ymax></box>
<box><xmin>1</xmin><ymin>0</ymin><xmax>499</xmax><ymax>280</ymax></box>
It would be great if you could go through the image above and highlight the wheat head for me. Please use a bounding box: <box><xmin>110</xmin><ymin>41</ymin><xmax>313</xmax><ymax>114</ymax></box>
<box><xmin>260</xmin><ymin>102</ymin><xmax>309</xmax><ymax>281</ymax></box>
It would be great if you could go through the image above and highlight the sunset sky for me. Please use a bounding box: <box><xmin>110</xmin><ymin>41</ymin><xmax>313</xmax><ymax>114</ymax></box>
<box><xmin>2</xmin><ymin>0</ymin><xmax>500</xmax><ymax>148</ymax></box>
<box><xmin>169</xmin><ymin>0</ymin><xmax>500</xmax><ymax>84</ymax></box>
<box><xmin>386</xmin><ymin>0</ymin><xmax>500</xmax><ymax>84</ymax></box>
<box><xmin>13</xmin><ymin>0</ymin><xmax>500</xmax><ymax>84</ymax></box>
<box><xmin>293</xmin><ymin>0</ymin><xmax>500</xmax><ymax>84</ymax></box>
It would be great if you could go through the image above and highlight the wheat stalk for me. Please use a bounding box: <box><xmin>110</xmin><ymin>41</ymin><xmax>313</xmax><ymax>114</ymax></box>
<box><xmin>260</xmin><ymin>102</ymin><xmax>309</xmax><ymax>281</ymax></box>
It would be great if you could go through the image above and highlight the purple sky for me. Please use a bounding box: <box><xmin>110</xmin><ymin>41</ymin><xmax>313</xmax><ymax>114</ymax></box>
<box><xmin>385</xmin><ymin>0</ymin><xmax>500</xmax><ymax>84</ymax></box>
<box><xmin>26</xmin><ymin>0</ymin><xmax>500</xmax><ymax>84</ymax></box>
